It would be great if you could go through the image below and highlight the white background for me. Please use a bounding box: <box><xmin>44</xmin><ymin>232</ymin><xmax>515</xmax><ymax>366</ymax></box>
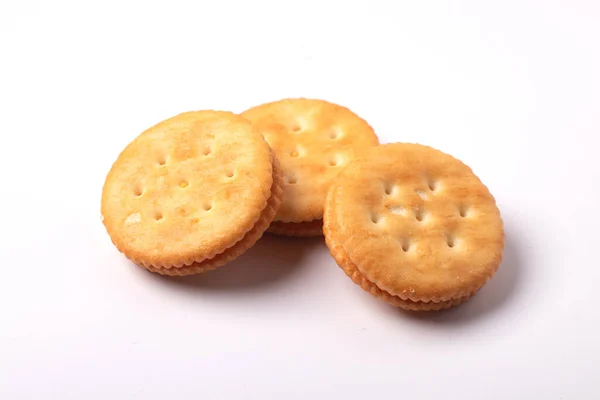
<box><xmin>1</xmin><ymin>0</ymin><xmax>599</xmax><ymax>398</ymax></box>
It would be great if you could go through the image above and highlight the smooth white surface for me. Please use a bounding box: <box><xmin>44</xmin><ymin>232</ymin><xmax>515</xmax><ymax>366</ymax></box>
<box><xmin>1</xmin><ymin>0</ymin><xmax>599</xmax><ymax>398</ymax></box>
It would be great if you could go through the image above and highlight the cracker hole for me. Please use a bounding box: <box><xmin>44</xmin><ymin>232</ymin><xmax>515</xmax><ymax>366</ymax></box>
<box><xmin>203</xmin><ymin>203</ymin><xmax>213</xmax><ymax>211</ymax></box>
<box><xmin>290</xmin><ymin>123</ymin><xmax>302</xmax><ymax>133</ymax></box>
<box><xmin>290</xmin><ymin>150</ymin><xmax>299</xmax><ymax>158</ymax></box>
<box><xmin>329</xmin><ymin>127</ymin><xmax>341</xmax><ymax>139</ymax></box>
<box><xmin>133</xmin><ymin>185</ymin><xmax>143</xmax><ymax>197</ymax></box>
<box><xmin>157</xmin><ymin>156</ymin><xmax>167</xmax><ymax>166</ymax></box>
<box><xmin>446</xmin><ymin>234</ymin><xmax>456</xmax><ymax>248</ymax></box>
<box><xmin>415</xmin><ymin>209</ymin><xmax>425</xmax><ymax>222</ymax></box>
<box><xmin>226</xmin><ymin>171</ymin><xmax>235</xmax><ymax>178</ymax></box>
<box><xmin>401</xmin><ymin>239</ymin><xmax>411</xmax><ymax>252</ymax></box>
<box><xmin>428</xmin><ymin>180</ymin><xmax>438</xmax><ymax>191</ymax></box>
<box><xmin>286</xmin><ymin>176</ymin><xmax>297</xmax><ymax>185</ymax></box>
<box><xmin>384</xmin><ymin>183</ymin><xmax>395</xmax><ymax>195</ymax></box>
<box><xmin>179</xmin><ymin>181</ymin><xmax>189</xmax><ymax>188</ymax></box>
<box><xmin>371</xmin><ymin>213</ymin><xmax>382</xmax><ymax>224</ymax></box>
<box><xmin>329</xmin><ymin>155</ymin><xmax>343</xmax><ymax>167</ymax></box>
<box><xmin>202</xmin><ymin>146</ymin><xmax>212</xmax><ymax>156</ymax></box>
<box><xmin>459</xmin><ymin>206</ymin><xmax>468</xmax><ymax>218</ymax></box>
<box><xmin>154</xmin><ymin>211</ymin><xmax>163</xmax><ymax>221</ymax></box>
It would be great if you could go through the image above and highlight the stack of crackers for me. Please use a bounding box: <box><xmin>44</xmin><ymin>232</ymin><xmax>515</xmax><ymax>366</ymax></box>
<box><xmin>101</xmin><ymin>99</ymin><xmax>504</xmax><ymax>311</ymax></box>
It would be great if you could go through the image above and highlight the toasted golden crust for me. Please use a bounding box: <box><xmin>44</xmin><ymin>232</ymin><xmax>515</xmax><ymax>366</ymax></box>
<box><xmin>324</xmin><ymin>143</ymin><xmax>504</xmax><ymax>306</ymax></box>
<box><xmin>241</xmin><ymin>98</ymin><xmax>379</xmax><ymax>223</ymax></box>
<box><xmin>101</xmin><ymin>111</ymin><xmax>275</xmax><ymax>268</ymax></box>
<box><xmin>267</xmin><ymin>219</ymin><xmax>323</xmax><ymax>237</ymax></box>
<box><xmin>145</xmin><ymin>154</ymin><xmax>283</xmax><ymax>276</ymax></box>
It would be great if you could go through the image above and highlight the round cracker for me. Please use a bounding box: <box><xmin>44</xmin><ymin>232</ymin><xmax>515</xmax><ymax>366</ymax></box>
<box><xmin>101</xmin><ymin>111</ymin><xmax>276</xmax><ymax>269</ymax></box>
<box><xmin>241</xmin><ymin>98</ymin><xmax>379</xmax><ymax>224</ymax></box>
<box><xmin>324</xmin><ymin>143</ymin><xmax>504</xmax><ymax>308</ymax></box>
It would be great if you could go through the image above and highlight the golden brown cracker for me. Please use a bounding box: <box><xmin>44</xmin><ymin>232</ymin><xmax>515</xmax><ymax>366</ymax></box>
<box><xmin>323</xmin><ymin>143</ymin><xmax>504</xmax><ymax>310</ymax></box>
<box><xmin>241</xmin><ymin>98</ymin><xmax>379</xmax><ymax>225</ymax></box>
<box><xmin>101</xmin><ymin>110</ymin><xmax>279</xmax><ymax>271</ymax></box>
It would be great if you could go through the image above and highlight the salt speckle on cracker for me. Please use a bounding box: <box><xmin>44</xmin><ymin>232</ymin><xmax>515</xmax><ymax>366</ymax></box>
<box><xmin>125</xmin><ymin>213</ymin><xmax>141</xmax><ymax>225</ymax></box>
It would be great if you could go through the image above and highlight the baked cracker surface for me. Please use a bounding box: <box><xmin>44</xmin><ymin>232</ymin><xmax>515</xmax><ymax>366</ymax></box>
<box><xmin>241</xmin><ymin>98</ymin><xmax>379</xmax><ymax>223</ymax></box>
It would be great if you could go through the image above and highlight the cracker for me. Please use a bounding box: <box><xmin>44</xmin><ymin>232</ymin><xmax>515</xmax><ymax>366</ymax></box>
<box><xmin>267</xmin><ymin>219</ymin><xmax>323</xmax><ymax>237</ymax></box>
<box><xmin>241</xmin><ymin>98</ymin><xmax>379</xmax><ymax>229</ymax></box>
<box><xmin>101</xmin><ymin>110</ymin><xmax>279</xmax><ymax>271</ymax></box>
<box><xmin>323</xmin><ymin>143</ymin><xmax>504</xmax><ymax>310</ymax></box>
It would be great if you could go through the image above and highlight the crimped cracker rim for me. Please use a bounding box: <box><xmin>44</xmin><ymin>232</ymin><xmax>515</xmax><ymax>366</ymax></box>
<box><xmin>267</xmin><ymin>219</ymin><xmax>323</xmax><ymax>237</ymax></box>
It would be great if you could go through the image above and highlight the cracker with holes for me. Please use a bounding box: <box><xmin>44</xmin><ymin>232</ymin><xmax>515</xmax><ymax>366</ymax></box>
<box><xmin>101</xmin><ymin>111</ymin><xmax>283</xmax><ymax>276</ymax></box>
<box><xmin>241</xmin><ymin>98</ymin><xmax>379</xmax><ymax>237</ymax></box>
<box><xmin>324</xmin><ymin>143</ymin><xmax>504</xmax><ymax>311</ymax></box>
